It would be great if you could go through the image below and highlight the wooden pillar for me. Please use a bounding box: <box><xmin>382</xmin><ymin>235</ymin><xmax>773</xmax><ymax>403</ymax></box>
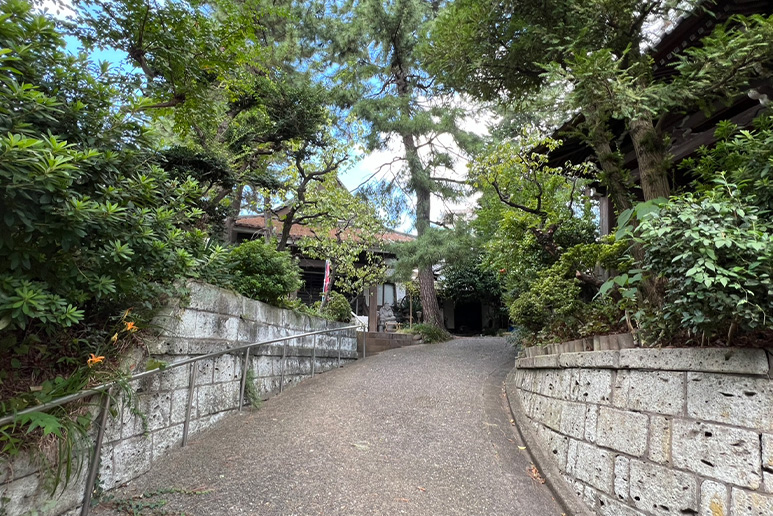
<box><xmin>368</xmin><ymin>284</ymin><xmax>378</xmax><ymax>332</ymax></box>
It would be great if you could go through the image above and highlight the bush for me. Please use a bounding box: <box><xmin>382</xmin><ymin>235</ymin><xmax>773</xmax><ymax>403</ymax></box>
<box><xmin>226</xmin><ymin>239</ymin><xmax>302</xmax><ymax>305</ymax></box>
<box><xmin>319</xmin><ymin>291</ymin><xmax>352</xmax><ymax>322</ymax></box>
<box><xmin>508</xmin><ymin>240</ymin><xmax>626</xmax><ymax>345</ymax></box>
<box><xmin>635</xmin><ymin>182</ymin><xmax>773</xmax><ymax>343</ymax></box>
<box><xmin>404</xmin><ymin>323</ymin><xmax>452</xmax><ymax>343</ymax></box>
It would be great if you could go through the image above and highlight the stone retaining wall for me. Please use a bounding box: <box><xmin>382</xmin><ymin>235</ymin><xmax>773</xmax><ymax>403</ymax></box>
<box><xmin>0</xmin><ymin>282</ymin><xmax>357</xmax><ymax>516</ymax></box>
<box><xmin>507</xmin><ymin>341</ymin><xmax>773</xmax><ymax>516</ymax></box>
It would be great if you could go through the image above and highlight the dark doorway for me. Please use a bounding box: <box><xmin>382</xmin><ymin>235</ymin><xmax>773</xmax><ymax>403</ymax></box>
<box><xmin>454</xmin><ymin>301</ymin><xmax>482</xmax><ymax>333</ymax></box>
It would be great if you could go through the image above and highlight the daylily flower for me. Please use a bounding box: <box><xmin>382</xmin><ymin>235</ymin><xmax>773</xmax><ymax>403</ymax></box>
<box><xmin>110</xmin><ymin>333</ymin><xmax>118</xmax><ymax>344</ymax></box>
<box><xmin>124</xmin><ymin>321</ymin><xmax>137</xmax><ymax>332</ymax></box>
<box><xmin>87</xmin><ymin>354</ymin><xmax>105</xmax><ymax>368</ymax></box>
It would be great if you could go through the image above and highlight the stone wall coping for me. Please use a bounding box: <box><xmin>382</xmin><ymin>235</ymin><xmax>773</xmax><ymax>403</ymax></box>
<box><xmin>517</xmin><ymin>346</ymin><xmax>770</xmax><ymax>375</ymax></box>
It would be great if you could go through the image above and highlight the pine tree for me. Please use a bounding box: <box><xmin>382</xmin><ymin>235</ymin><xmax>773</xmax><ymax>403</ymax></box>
<box><xmin>305</xmin><ymin>0</ymin><xmax>479</xmax><ymax>328</ymax></box>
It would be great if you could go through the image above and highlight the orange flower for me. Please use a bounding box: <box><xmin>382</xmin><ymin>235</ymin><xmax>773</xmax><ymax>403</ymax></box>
<box><xmin>124</xmin><ymin>321</ymin><xmax>137</xmax><ymax>332</ymax></box>
<box><xmin>87</xmin><ymin>354</ymin><xmax>105</xmax><ymax>368</ymax></box>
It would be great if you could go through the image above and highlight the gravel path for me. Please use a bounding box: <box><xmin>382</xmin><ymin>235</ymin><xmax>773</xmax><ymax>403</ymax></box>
<box><xmin>94</xmin><ymin>337</ymin><xmax>563</xmax><ymax>515</ymax></box>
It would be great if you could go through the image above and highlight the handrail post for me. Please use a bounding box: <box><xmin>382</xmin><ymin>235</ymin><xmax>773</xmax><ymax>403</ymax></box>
<box><xmin>81</xmin><ymin>388</ymin><xmax>112</xmax><ymax>516</ymax></box>
<box><xmin>311</xmin><ymin>336</ymin><xmax>316</xmax><ymax>378</ymax></box>
<box><xmin>238</xmin><ymin>347</ymin><xmax>250</xmax><ymax>411</ymax></box>
<box><xmin>279</xmin><ymin>341</ymin><xmax>287</xmax><ymax>393</ymax></box>
<box><xmin>181</xmin><ymin>362</ymin><xmax>197</xmax><ymax>447</ymax></box>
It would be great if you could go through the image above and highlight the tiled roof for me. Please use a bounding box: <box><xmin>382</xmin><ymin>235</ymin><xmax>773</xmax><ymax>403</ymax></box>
<box><xmin>234</xmin><ymin>216</ymin><xmax>415</xmax><ymax>243</ymax></box>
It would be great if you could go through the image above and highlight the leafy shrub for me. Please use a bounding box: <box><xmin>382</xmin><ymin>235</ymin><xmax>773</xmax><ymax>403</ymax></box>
<box><xmin>404</xmin><ymin>323</ymin><xmax>452</xmax><ymax>343</ymax></box>
<box><xmin>509</xmin><ymin>240</ymin><xmax>626</xmax><ymax>345</ymax></box>
<box><xmin>635</xmin><ymin>181</ymin><xmax>773</xmax><ymax>343</ymax></box>
<box><xmin>0</xmin><ymin>1</ymin><xmax>228</xmax><ymax>483</ymax></box>
<box><xmin>226</xmin><ymin>239</ymin><xmax>302</xmax><ymax>305</ymax></box>
<box><xmin>319</xmin><ymin>292</ymin><xmax>352</xmax><ymax>322</ymax></box>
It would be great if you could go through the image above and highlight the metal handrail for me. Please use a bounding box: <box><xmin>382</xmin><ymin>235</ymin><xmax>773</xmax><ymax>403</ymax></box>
<box><xmin>0</xmin><ymin>321</ymin><xmax>363</xmax><ymax>516</ymax></box>
<box><xmin>0</xmin><ymin>324</ymin><xmax>361</xmax><ymax>427</ymax></box>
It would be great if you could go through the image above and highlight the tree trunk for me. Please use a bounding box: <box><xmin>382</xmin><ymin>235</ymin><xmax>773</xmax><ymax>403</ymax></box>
<box><xmin>591</xmin><ymin>139</ymin><xmax>634</xmax><ymax>215</ymax></box>
<box><xmin>629</xmin><ymin>115</ymin><xmax>670</xmax><ymax>201</ymax></box>
<box><xmin>224</xmin><ymin>184</ymin><xmax>244</xmax><ymax>243</ymax></box>
<box><xmin>277</xmin><ymin>208</ymin><xmax>295</xmax><ymax>251</ymax></box>
<box><xmin>405</xmin><ymin>133</ymin><xmax>445</xmax><ymax>329</ymax></box>
<box><xmin>586</xmin><ymin>110</ymin><xmax>633</xmax><ymax>215</ymax></box>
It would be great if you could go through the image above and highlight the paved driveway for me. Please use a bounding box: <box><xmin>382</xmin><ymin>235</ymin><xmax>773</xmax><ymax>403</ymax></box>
<box><xmin>95</xmin><ymin>337</ymin><xmax>563</xmax><ymax>515</ymax></box>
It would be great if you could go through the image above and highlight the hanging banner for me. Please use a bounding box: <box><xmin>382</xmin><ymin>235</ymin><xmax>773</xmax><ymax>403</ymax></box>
<box><xmin>322</xmin><ymin>259</ymin><xmax>332</xmax><ymax>302</ymax></box>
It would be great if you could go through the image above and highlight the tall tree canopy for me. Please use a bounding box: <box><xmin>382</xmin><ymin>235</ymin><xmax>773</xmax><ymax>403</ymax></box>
<box><xmin>427</xmin><ymin>0</ymin><xmax>773</xmax><ymax>212</ymax></box>
<box><xmin>297</xmin><ymin>0</ymin><xmax>480</xmax><ymax>327</ymax></box>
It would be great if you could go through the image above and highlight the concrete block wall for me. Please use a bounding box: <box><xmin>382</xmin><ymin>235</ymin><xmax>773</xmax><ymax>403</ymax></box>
<box><xmin>508</xmin><ymin>344</ymin><xmax>773</xmax><ymax>516</ymax></box>
<box><xmin>1</xmin><ymin>282</ymin><xmax>357</xmax><ymax>516</ymax></box>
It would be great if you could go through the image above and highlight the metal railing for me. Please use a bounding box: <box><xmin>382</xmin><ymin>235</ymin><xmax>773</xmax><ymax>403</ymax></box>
<box><xmin>0</xmin><ymin>323</ymin><xmax>362</xmax><ymax>516</ymax></box>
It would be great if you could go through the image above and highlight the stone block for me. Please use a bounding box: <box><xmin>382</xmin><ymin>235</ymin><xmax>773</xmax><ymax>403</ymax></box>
<box><xmin>237</xmin><ymin>318</ymin><xmax>258</xmax><ymax>343</ymax></box>
<box><xmin>584</xmin><ymin>484</ymin><xmax>598</xmax><ymax>511</ymax></box>
<box><xmin>138</xmin><ymin>391</ymin><xmax>172</xmax><ymax>433</ymax></box>
<box><xmin>0</xmin><ymin>474</ymin><xmax>39</xmax><ymax>516</ymax></box>
<box><xmin>214</xmin><ymin>288</ymin><xmax>242</xmax><ymax>316</ymax></box>
<box><xmin>196</xmin><ymin>312</ymin><xmax>239</xmax><ymax>341</ymax></box>
<box><xmin>597</xmin><ymin>494</ymin><xmax>648</xmax><ymax>516</ymax></box>
<box><xmin>573</xmin><ymin>369</ymin><xmax>612</xmax><ymax>405</ymax></box>
<box><xmin>197</xmin><ymin>382</ymin><xmax>238</xmax><ymax>417</ymax></box>
<box><xmin>686</xmin><ymin>373</ymin><xmax>773</xmax><ymax>431</ymax></box>
<box><xmin>0</xmin><ymin>453</ymin><xmax>38</xmax><ymax>484</ymax></box>
<box><xmin>569</xmin><ymin>441</ymin><xmax>614</xmax><ymax>493</ymax></box>
<box><xmin>672</xmin><ymin>419</ymin><xmax>761</xmax><ymax>489</ymax></box>
<box><xmin>648</xmin><ymin>415</ymin><xmax>672</xmax><ymax>465</ymax></box>
<box><xmin>560</xmin><ymin>401</ymin><xmax>586</xmax><ymax>439</ymax></box>
<box><xmin>194</xmin><ymin>359</ymin><xmax>214</xmax><ymax>385</ymax></box>
<box><xmin>185</xmin><ymin>281</ymin><xmax>223</xmax><ymax>311</ymax></box>
<box><xmin>730</xmin><ymin>488</ymin><xmax>773</xmax><ymax>516</ymax></box>
<box><xmin>620</xmin><ymin>348</ymin><xmax>768</xmax><ymax>375</ymax></box>
<box><xmin>762</xmin><ymin>434</ymin><xmax>773</xmax><ymax>472</ymax></box>
<box><xmin>559</xmin><ymin>351</ymin><xmax>619</xmax><ymax>369</ymax></box>
<box><xmin>613</xmin><ymin>370</ymin><xmax>685</xmax><ymax>416</ymax></box>
<box><xmin>614</xmin><ymin>455</ymin><xmax>630</xmax><ymax>502</ymax></box>
<box><xmin>213</xmin><ymin>354</ymin><xmax>241</xmax><ymax>383</ymax></box>
<box><xmin>253</xmin><ymin>355</ymin><xmax>273</xmax><ymax>377</ymax></box>
<box><xmin>765</xmin><ymin>472</ymin><xmax>773</xmax><ymax>494</ymax></box>
<box><xmin>532</xmin><ymin>354</ymin><xmax>560</xmax><ymax>368</ymax></box>
<box><xmin>534</xmin><ymin>424</ymin><xmax>570</xmax><ymax>472</ymax></box>
<box><xmin>563</xmin><ymin>473</ymin><xmax>585</xmax><ymax>499</ymax></box>
<box><xmin>151</xmin><ymin>424</ymin><xmax>184</xmax><ymax>461</ymax></box>
<box><xmin>700</xmin><ymin>480</ymin><xmax>728</xmax><ymax>516</ymax></box>
<box><xmin>110</xmin><ymin>435</ymin><xmax>152</xmax><ymax>487</ymax></box>
<box><xmin>170</xmin><ymin>388</ymin><xmax>192</xmax><ymax>425</ymax></box>
<box><xmin>585</xmin><ymin>404</ymin><xmax>599</xmax><ymax>443</ymax></box>
<box><xmin>629</xmin><ymin>459</ymin><xmax>697</xmax><ymax>515</ymax></box>
<box><xmin>146</xmin><ymin>336</ymin><xmax>188</xmax><ymax>355</ymax></box>
<box><xmin>148</xmin><ymin>365</ymin><xmax>191</xmax><ymax>392</ymax></box>
<box><xmin>596</xmin><ymin>407</ymin><xmax>648</xmax><ymax>457</ymax></box>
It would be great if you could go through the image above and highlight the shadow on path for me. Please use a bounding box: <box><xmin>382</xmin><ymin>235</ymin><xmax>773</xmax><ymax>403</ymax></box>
<box><xmin>94</xmin><ymin>337</ymin><xmax>563</xmax><ymax>515</ymax></box>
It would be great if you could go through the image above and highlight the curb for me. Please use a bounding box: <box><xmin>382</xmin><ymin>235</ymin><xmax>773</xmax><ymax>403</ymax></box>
<box><xmin>504</xmin><ymin>369</ymin><xmax>594</xmax><ymax>516</ymax></box>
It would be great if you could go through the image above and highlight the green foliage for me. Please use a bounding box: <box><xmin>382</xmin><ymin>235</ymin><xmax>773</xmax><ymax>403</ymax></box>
<box><xmin>296</xmin><ymin>173</ymin><xmax>388</xmax><ymax>297</ymax></box>
<box><xmin>227</xmin><ymin>239</ymin><xmax>302</xmax><ymax>305</ymax></box>
<box><xmin>319</xmin><ymin>291</ymin><xmax>352</xmax><ymax>323</ymax></box>
<box><xmin>244</xmin><ymin>369</ymin><xmax>262</xmax><ymax>410</ymax></box>
<box><xmin>0</xmin><ymin>1</ymin><xmax>223</xmax><ymax>338</ymax></box>
<box><xmin>403</xmin><ymin>323</ymin><xmax>452</xmax><ymax>344</ymax></box>
<box><xmin>685</xmin><ymin>116</ymin><xmax>773</xmax><ymax>213</ymax></box>
<box><xmin>439</xmin><ymin>254</ymin><xmax>501</xmax><ymax>304</ymax></box>
<box><xmin>509</xmin><ymin>240</ymin><xmax>626</xmax><ymax>345</ymax></box>
<box><xmin>634</xmin><ymin>181</ymin><xmax>773</xmax><ymax>344</ymax></box>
